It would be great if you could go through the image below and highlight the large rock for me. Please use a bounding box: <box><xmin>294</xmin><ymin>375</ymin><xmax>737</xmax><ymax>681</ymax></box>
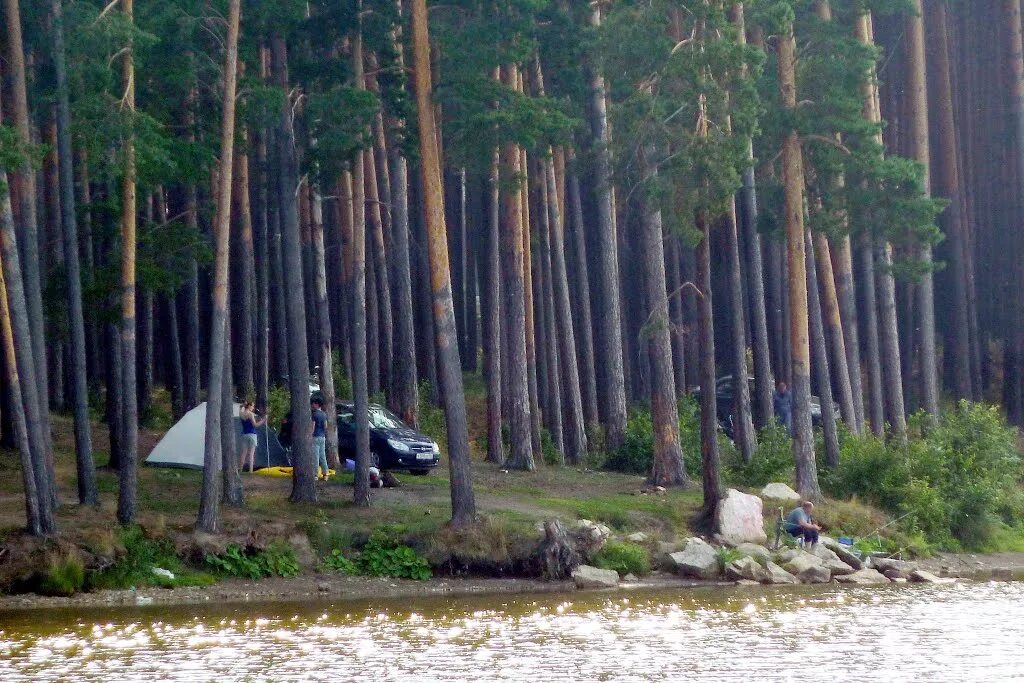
<box><xmin>823</xmin><ymin>539</ymin><xmax>863</xmax><ymax>570</ymax></box>
<box><xmin>868</xmin><ymin>557</ymin><xmax>917</xmax><ymax>575</ymax></box>
<box><xmin>760</xmin><ymin>483</ymin><xmax>801</xmax><ymax>503</ymax></box>
<box><xmin>574</xmin><ymin>520</ymin><xmax>612</xmax><ymax>558</ymax></box>
<box><xmin>669</xmin><ymin>537</ymin><xmax>720</xmax><ymax>580</ymax></box>
<box><xmin>714</xmin><ymin>489</ymin><xmax>768</xmax><ymax>546</ymax></box>
<box><xmin>572</xmin><ymin>565</ymin><xmax>620</xmax><ymax>589</ymax></box>
<box><xmin>835</xmin><ymin>568</ymin><xmax>890</xmax><ymax>585</ymax></box>
<box><xmin>909</xmin><ymin>569</ymin><xmax>955</xmax><ymax>585</ymax></box>
<box><xmin>725</xmin><ymin>556</ymin><xmax>770</xmax><ymax>583</ymax></box>
<box><xmin>783</xmin><ymin>551</ymin><xmax>831</xmax><ymax>584</ymax></box>
<box><xmin>765</xmin><ymin>561</ymin><xmax>798</xmax><ymax>585</ymax></box>
<box><xmin>736</xmin><ymin>543</ymin><xmax>771</xmax><ymax>562</ymax></box>
<box><xmin>810</xmin><ymin>545</ymin><xmax>856</xmax><ymax>576</ymax></box>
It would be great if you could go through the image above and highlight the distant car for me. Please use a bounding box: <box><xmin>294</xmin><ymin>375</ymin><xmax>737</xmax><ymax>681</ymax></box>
<box><xmin>336</xmin><ymin>402</ymin><xmax>440</xmax><ymax>475</ymax></box>
<box><xmin>693</xmin><ymin>375</ymin><xmax>833</xmax><ymax>438</ymax></box>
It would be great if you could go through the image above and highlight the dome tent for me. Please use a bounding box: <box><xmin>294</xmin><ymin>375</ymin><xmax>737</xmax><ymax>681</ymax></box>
<box><xmin>144</xmin><ymin>402</ymin><xmax>289</xmax><ymax>470</ymax></box>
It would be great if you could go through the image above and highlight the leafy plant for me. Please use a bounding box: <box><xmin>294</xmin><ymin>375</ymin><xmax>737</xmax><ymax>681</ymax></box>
<box><xmin>323</xmin><ymin>549</ymin><xmax>358</xmax><ymax>575</ymax></box>
<box><xmin>355</xmin><ymin>526</ymin><xmax>432</xmax><ymax>581</ymax></box>
<box><xmin>725</xmin><ymin>424</ymin><xmax>794</xmax><ymax>487</ymax></box>
<box><xmin>38</xmin><ymin>554</ymin><xmax>86</xmax><ymax>597</ymax></box>
<box><xmin>592</xmin><ymin>541</ymin><xmax>650</xmax><ymax>577</ymax></box>
<box><xmin>88</xmin><ymin>525</ymin><xmax>213</xmax><ymax>591</ymax></box>
<box><xmin>205</xmin><ymin>542</ymin><xmax>300</xmax><ymax>579</ymax></box>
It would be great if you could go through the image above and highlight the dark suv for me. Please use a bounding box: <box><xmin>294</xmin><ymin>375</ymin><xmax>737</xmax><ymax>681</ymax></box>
<box><xmin>695</xmin><ymin>375</ymin><xmax>832</xmax><ymax>439</ymax></box>
<box><xmin>336</xmin><ymin>402</ymin><xmax>440</xmax><ymax>474</ymax></box>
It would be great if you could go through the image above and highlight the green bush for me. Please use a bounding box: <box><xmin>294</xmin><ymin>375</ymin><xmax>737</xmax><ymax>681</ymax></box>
<box><xmin>592</xmin><ymin>541</ymin><xmax>650</xmax><ymax>577</ymax></box>
<box><xmin>822</xmin><ymin>402</ymin><xmax>1023</xmax><ymax>550</ymax></box>
<box><xmin>38</xmin><ymin>553</ymin><xmax>86</xmax><ymax>597</ymax></box>
<box><xmin>89</xmin><ymin>526</ymin><xmax>213</xmax><ymax>590</ymax></box>
<box><xmin>356</xmin><ymin>526</ymin><xmax>432</xmax><ymax>580</ymax></box>
<box><xmin>725</xmin><ymin>424</ymin><xmax>793</xmax><ymax>487</ymax></box>
<box><xmin>603</xmin><ymin>409</ymin><xmax>654</xmax><ymax>475</ymax></box>
<box><xmin>418</xmin><ymin>382</ymin><xmax>448</xmax><ymax>453</ymax></box>
<box><xmin>323</xmin><ymin>548</ymin><xmax>358</xmax><ymax>575</ymax></box>
<box><xmin>205</xmin><ymin>542</ymin><xmax>300</xmax><ymax>579</ymax></box>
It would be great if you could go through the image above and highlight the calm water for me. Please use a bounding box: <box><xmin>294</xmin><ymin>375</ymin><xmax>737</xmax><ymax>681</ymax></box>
<box><xmin>1</xmin><ymin>582</ymin><xmax>1022</xmax><ymax>682</ymax></box>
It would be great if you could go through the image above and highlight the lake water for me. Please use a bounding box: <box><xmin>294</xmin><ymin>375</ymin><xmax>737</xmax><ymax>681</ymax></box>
<box><xmin>1</xmin><ymin>581</ymin><xmax>1022</xmax><ymax>682</ymax></box>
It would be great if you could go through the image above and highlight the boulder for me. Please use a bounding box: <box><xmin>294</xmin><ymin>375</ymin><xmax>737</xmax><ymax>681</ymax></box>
<box><xmin>714</xmin><ymin>489</ymin><xmax>768</xmax><ymax>546</ymax></box>
<box><xmin>775</xmin><ymin>548</ymin><xmax>801</xmax><ymax>565</ymax></box>
<box><xmin>765</xmin><ymin>561</ymin><xmax>798</xmax><ymax>585</ymax></box>
<box><xmin>622</xmin><ymin>573</ymin><xmax>640</xmax><ymax>583</ymax></box>
<box><xmin>572</xmin><ymin>565</ymin><xmax>620</xmax><ymax>589</ymax></box>
<box><xmin>626</xmin><ymin>532</ymin><xmax>649</xmax><ymax>544</ymax></box>
<box><xmin>809</xmin><ymin>545</ymin><xmax>856</xmax><ymax>576</ymax></box>
<box><xmin>782</xmin><ymin>550</ymin><xmax>823</xmax><ymax>575</ymax></box>
<box><xmin>574</xmin><ymin>520</ymin><xmax>612</xmax><ymax>558</ymax></box>
<box><xmin>669</xmin><ymin>537</ymin><xmax>720</xmax><ymax>580</ymax></box>
<box><xmin>822</xmin><ymin>539</ymin><xmax>863</xmax><ymax>570</ymax></box>
<box><xmin>868</xmin><ymin>557</ymin><xmax>917</xmax><ymax>575</ymax></box>
<box><xmin>783</xmin><ymin>551</ymin><xmax>831</xmax><ymax>584</ymax></box>
<box><xmin>835</xmin><ymin>568</ymin><xmax>890</xmax><ymax>585</ymax></box>
<box><xmin>883</xmin><ymin>568</ymin><xmax>909</xmax><ymax>581</ymax></box>
<box><xmin>909</xmin><ymin>569</ymin><xmax>955</xmax><ymax>585</ymax></box>
<box><xmin>725</xmin><ymin>556</ymin><xmax>770</xmax><ymax>583</ymax></box>
<box><xmin>760</xmin><ymin>483</ymin><xmax>801</xmax><ymax>503</ymax></box>
<box><xmin>736</xmin><ymin>543</ymin><xmax>771</xmax><ymax>562</ymax></box>
<box><xmin>798</xmin><ymin>565</ymin><xmax>832</xmax><ymax>584</ymax></box>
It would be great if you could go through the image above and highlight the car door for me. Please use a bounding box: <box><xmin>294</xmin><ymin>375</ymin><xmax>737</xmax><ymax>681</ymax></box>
<box><xmin>337</xmin><ymin>409</ymin><xmax>356</xmax><ymax>459</ymax></box>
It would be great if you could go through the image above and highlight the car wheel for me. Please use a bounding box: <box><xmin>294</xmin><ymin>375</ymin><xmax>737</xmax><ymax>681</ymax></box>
<box><xmin>409</xmin><ymin>468</ymin><xmax>430</xmax><ymax>476</ymax></box>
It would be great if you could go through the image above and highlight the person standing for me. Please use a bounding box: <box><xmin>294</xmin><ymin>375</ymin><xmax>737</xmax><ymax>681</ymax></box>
<box><xmin>773</xmin><ymin>380</ymin><xmax>793</xmax><ymax>436</ymax></box>
<box><xmin>239</xmin><ymin>401</ymin><xmax>268</xmax><ymax>473</ymax></box>
<box><xmin>311</xmin><ymin>397</ymin><xmax>330</xmax><ymax>481</ymax></box>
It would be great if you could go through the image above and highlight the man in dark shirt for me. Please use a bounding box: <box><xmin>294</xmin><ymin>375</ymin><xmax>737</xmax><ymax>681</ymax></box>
<box><xmin>311</xmin><ymin>398</ymin><xmax>329</xmax><ymax>481</ymax></box>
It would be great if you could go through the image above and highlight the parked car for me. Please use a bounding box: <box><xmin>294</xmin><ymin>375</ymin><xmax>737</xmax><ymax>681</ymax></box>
<box><xmin>336</xmin><ymin>402</ymin><xmax>440</xmax><ymax>475</ymax></box>
<box><xmin>693</xmin><ymin>375</ymin><xmax>834</xmax><ymax>439</ymax></box>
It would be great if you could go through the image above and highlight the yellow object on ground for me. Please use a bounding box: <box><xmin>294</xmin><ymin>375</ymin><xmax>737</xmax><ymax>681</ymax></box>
<box><xmin>253</xmin><ymin>466</ymin><xmax>336</xmax><ymax>477</ymax></box>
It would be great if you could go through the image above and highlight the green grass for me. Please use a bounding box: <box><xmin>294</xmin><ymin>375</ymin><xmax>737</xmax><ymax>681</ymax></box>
<box><xmin>536</xmin><ymin>491</ymin><xmax>701</xmax><ymax>531</ymax></box>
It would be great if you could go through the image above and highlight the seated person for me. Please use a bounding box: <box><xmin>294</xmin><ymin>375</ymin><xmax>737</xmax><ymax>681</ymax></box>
<box><xmin>785</xmin><ymin>501</ymin><xmax>821</xmax><ymax>548</ymax></box>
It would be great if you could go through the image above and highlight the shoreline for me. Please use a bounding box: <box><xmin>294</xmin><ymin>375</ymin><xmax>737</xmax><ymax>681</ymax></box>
<box><xmin>2</xmin><ymin>550</ymin><xmax>1022</xmax><ymax>614</ymax></box>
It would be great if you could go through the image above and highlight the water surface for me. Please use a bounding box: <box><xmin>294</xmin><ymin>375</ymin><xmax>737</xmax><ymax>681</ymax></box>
<box><xmin>1</xmin><ymin>582</ymin><xmax>1021</xmax><ymax>682</ymax></box>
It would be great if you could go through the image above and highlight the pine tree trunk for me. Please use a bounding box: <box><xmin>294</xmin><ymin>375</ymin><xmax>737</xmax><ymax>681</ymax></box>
<box><xmin>105</xmin><ymin>319</ymin><xmax>123</xmax><ymax>469</ymax></box>
<box><xmin>253</xmin><ymin>132</ymin><xmax>271</xmax><ymax>411</ymax></box>
<box><xmin>929</xmin><ymin>0</ymin><xmax>972</xmax><ymax>400</ymax></box>
<box><xmin>806</xmin><ymin>231</ymin><xmax>840</xmax><ymax>468</ymax></box>
<box><xmin>696</xmin><ymin>212</ymin><xmax>721</xmax><ymax>517</ymax></box>
<box><xmin>197</xmin><ymin>0</ymin><xmax>240</xmax><ymax>531</ymax></box>
<box><xmin>410</xmin><ymin>0</ymin><xmax>476</xmax><ymax>525</ymax></box>
<box><xmin>725</xmin><ymin>198</ymin><xmax>756</xmax><ymax>463</ymax></box>
<box><xmin>732</xmin><ymin>2</ymin><xmax>773</xmax><ymax>428</ymax></box>
<box><xmin>812</xmin><ymin>233</ymin><xmax>856</xmax><ymax>429</ymax></box>
<box><xmin>50</xmin><ymin>0</ymin><xmax>96</xmax><ymax>505</ymax></box>
<box><xmin>587</xmin><ymin>5</ymin><xmax>628</xmax><ymax>451</ymax></box>
<box><xmin>0</xmin><ymin>169</ymin><xmax>53</xmax><ymax>535</ymax></box>
<box><xmin>906</xmin><ymin>0</ymin><xmax>940</xmax><ymax>424</ymax></box>
<box><xmin>221</xmin><ymin>316</ymin><xmax>244</xmax><ymax>507</ymax></box>
<box><xmin>117</xmin><ymin>0</ymin><xmax>139</xmax><ymax>524</ymax></box>
<box><xmin>184</xmin><ymin>184</ymin><xmax>202</xmax><ymax>410</ymax></box>
<box><xmin>312</xmin><ymin>187</ymin><xmax>338</xmax><ymax>468</ymax></box>
<box><xmin>3</xmin><ymin>0</ymin><xmax>51</xmax><ymax>457</ymax></box>
<box><xmin>167</xmin><ymin>295</ymin><xmax>184</xmax><ymax>420</ymax></box>
<box><xmin>639</xmin><ymin>168</ymin><xmax>687</xmax><ymax>488</ymax></box>
<box><xmin>485</xmin><ymin>150</ymin><xmax>503</xmax><ymax>463</ymax></box>
<box><xmin>537</xmin><ymin>161</ymin><xmax>563</xmax><ymax>458</ymax></box>
<box><xmin>267</xmin><ymin>125</ymin><xmax>289</xmax><ymax>385</ymax></box>
<box><xmin>833</xmin><ymin>236</ymin><xmax>865</xmax><ymax>432</ymax></box>
<box><xmin>567</xmin><ymin>168</ymin><xmax>599</xmax><ymax>429</ymax></box>
<box><xmin>363</xmin><ymin>135</ymin><xmax>393</xmax><ymax>397</ymax></box>
<box><xmin>233</xmin><ymin>140</ymin><xmax>256</xmax><ymax>399</ymax></box>
<box><xmin>860</xmin><ymin>238</ymin><xmax>885</xmax><ymax>434</ymax></box>
<box><xmin>270</xmin><ymin>34</ymin><xmax>316</xmax><ymax>504</ymax></box>
<box><xmin>778</xmin><ymin>24</ymin><xmax>821</xmax><ymax>500</ymax></box>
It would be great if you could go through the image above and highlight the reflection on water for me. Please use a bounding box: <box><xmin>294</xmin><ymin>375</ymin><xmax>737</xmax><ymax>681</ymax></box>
<box><xmin>1</xmin><ymin>582</ymin><xmax>1022</xmax><ymax>682</ymax></box>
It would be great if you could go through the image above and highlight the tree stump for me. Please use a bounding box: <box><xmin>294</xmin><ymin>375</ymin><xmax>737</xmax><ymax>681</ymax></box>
<box><xmin>537</xmin><ymin>520</ymin><xmax>580</xmax><ymax>580</ymax></box>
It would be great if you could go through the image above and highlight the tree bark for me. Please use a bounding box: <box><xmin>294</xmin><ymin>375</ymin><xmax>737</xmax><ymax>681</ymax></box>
<box><xmin>696</xmin><ymin>212</ymin><xmax>721</xmax><ymax>518</ymax></box>
<box><xmin>725</xmin><ymin>198</ymin><xmax>756</xmax><ymax>463</ymax></box>
<box><xmin>253</xmin><ymin>131</ymin><xmax>271</xmax><ymax>411</ymax></box>
<box><xmin>485</xmin><ymin>150</ymin><xmax>503</xmax><ymax>463</ymax></box>
<box><xmin>567</xmin><ymin>167</ymin><xmax>599</xmax><ymax>430</ymax></box>
<box><xmin>587</xmin><ymin>4</ymin><xmax>628</xmax><ymax>451</ymax></box>
<box><xmin>410</xmin><ymin>0</ymin><xmax>477</xmax><ymax>526</ymax></box>
<box><xmin>50</xmin><ymin>0</ymin><xmax>96</xmax><ymax>505</ymax></box>
<box><xmin>233</xmin><ymin>138</ymin><xmax>256</xmax><ymax>399</ymax></box>
<box><xmin>270</xmin><ymin>34</ymin><xmax>316</xmax><ymax>504</ymax></box>
<box><xmin>806</xmin><ymin>230</ymin><xmax>840</xmax><ymax>468</ymax></box>
<box><xmin>312</xmin><ymin>187</ymin><xmax>338</xmax><ymax>468</ymax></box>
<box><xmin>117</xmin><ymin>0</ymin><xmax>139</xmax><ymax>524</ymax></box>
<box><xmin>906</xmin><ymin>0</ymin><xmax>940</xmax><ymax>424</ymax></box>
<box><xmin>197</xmin><ymin>0</ymin><xmax>240</xmax><ymax>531</ymax></box>
<box><xmin>221</xmin><ymin>317</ymin><xmax>244</xmax><ymax>507</ymax></box>
<box><xmin>778</xmin><ymin>24</ymin><xmax>821</xmax><ymax>500</ymax></box>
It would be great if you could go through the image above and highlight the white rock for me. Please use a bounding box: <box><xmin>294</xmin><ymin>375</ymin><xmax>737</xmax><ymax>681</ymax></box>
<box><xmin>909</xmin><ymin>569</ymin><xmax>956</xmax><ymax>585</ymax></box>
<box><xmin>760</xmin><ymin>483</ymin><xmax>801</xmax><ymax>503</ymax></box>
<box><xmin>835</xmin><ymin>568</ymin><xmax>890</xmax><ymax>585</ymax></box>
<box><xmin>669</xmin><ymin>537</ymin><xmax>720</xmax><ymax>580</ymax></box>
<box><xmin>822</xmin><ymin>539</ymin><xmax>863</xmax><ymax>570</ymax></box>
<box><xmin>151</xmin><ymin>567</ymin><xmax>175</xmax><ymax>581</ymax></box>
<box><xmin>798</xmin><ymin>565</ymin><xmax>831</xmax><ymax>584</ymax></box>
<box><xmin>725</xmin><ymin>556</ymin><xmax>770</xmax><ymax>583</ymax></box>
<box><xmin>572</xmin><ymin>565</ymin><xmax>620</xmax><ymax>589</ymax></box>
<box><xmin>626</xmin><ymin>532</ymin><xmax>649</xmax><ymax>544</ymax></box>
<box><xmin>736</xmin><ymin>543</ymin><xmax>771</xmax><ymax>562</ymax></box>
<box><xmin>783</xmin><ymin>551</ymin><xmax>831</xmax><ymax>583</ymax></box>
<box><xmin>622</xmin><ymin>573</ymin><xmax>640</xmax><ymax>583</ymax></box>
<box><xmin>810</xmin><ymin>545</ymin><xmax>856</xmax><ymax>576</ymax></box>
<box><xmin>714</xmin><ymin>489</ymin><xmax>768</xmax><ymax>545</ymax></box>
<box><xmin>765</xmin><ymin>561</ymin><xmax>798</xmax><ymax>585</ymax></box>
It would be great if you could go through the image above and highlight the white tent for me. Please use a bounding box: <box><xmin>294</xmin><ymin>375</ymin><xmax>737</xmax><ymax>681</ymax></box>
<box><xmin>145</xmin><ymin>402</ymin><xmax>289</xmax><ymax>470</ymax></box>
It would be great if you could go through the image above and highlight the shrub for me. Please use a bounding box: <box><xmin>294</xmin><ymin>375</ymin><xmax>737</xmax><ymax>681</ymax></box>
<box><xmin>592</xmin><ymin>541</ymin><xmax>650</xmax><ymax>577</ymax></box>
<box><xmin>356</xmin><ymin>526</ymin><xmax>432</xmax><ymax>580</ymax></box>
<box><xmin>725</xmin><ymin>424</ymin><xmax>793</xmax><ymax>487</ymax></box>
<box><xmin>38</xmin><ymin>553</ymin><xmax>85</xmax><ymax>597</ymax></box>
<box><xmin>89</xmin><ymin>526</ymin><xmax>213</xmax><ymax>590</ymax></box>
<box><xmin>205</xmin><ymin>542</ymin><xmax>300</xmax><ymax>579</ymax></box>
<box><xmin>418</xmin><ymin>382</ymin><xmax>448</xmax><ymax>453</ymax></box>
<box><xmin>822</xmin><ymin>402</ymin><xmax>1023</xmax><ymax>550</ymax></box>
<box><xmin>602</xmin><ymin>409</ymin><xmax>654</xmax><ymax>475</ymax></box>
<box><xmin>323</xmin><ymin>549</ymin><xmax>358</xmax><ymax>575</ymax></box>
